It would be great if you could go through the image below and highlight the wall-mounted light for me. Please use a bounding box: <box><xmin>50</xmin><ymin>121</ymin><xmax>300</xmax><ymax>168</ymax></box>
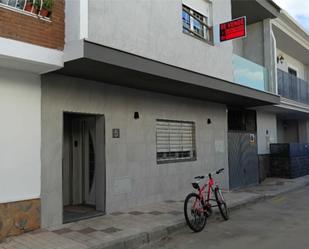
<box><xmin>277</xmin><ymin>55</ymin><xmax>284</xmax><ymax>64</ymax></box>
<box><xmin>134</xmin><ymin>112</ymin><xmax>140</xmax><ymax>119</ymax></box>
<box><xmin>207</xmin><ymin>118</ymin><xmax>212</xmax><ymax>124</ymax></box>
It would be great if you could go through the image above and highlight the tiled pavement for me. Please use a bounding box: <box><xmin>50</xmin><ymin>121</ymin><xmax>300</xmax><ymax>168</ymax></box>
<box><xmin>1</xmin><ymin>176</ymin><xmax>309</xmax><ymax>249</ymax></box>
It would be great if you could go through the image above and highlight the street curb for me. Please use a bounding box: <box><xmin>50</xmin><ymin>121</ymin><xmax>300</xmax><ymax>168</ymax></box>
<box><xmin>94</xmin><ymin>180</ymin><xmax>309</xmax><ymax>249</ymax></box>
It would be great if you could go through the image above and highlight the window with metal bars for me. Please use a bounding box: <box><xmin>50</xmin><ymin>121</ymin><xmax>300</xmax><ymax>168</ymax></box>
<box><xmin>182</xmin><ymin>4</ymin><xmax>211</xmax><ymax>42</ymax></box>
<box><xmin>156</xmin><ymin>119</ymin><xmax>196</xmax><ymax>164</ymax></box>
<box><xmin>0</xmin><ymin>0</ymin><xmax>25</xmax><ymax>10</ymax></box>
<box><xmin>0</xmin><ymin>0</ymin><xmax>52</xmax><ymax>19</ymax></box>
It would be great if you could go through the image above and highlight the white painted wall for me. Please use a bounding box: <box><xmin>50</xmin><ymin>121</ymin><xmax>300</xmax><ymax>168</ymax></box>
<box><xmin>256</xmin><ymin>111</ymin><xmax>277</xmax><ymax>154</ymax></box>
<box><xmin>277</xmin><ymin>48</ymin><xmax>306</xmax><ymax>80</ymax></box>
<box><xmin>0</xmin><ymin>68</ymin><xmax>41</xmax><ymax>203</ymax></box>
<box><xmin>65</xmin><ymin>0</ymin><xmax>88</xmax><ymax>42</ymax></box>
<box><xmin>87</xmin><ymin>0</ymin><xmax>234</xmax><ymax>81</ymax></box>
<box><xmin>0</xmin><ymin>37</ymin><xmax>63</xmax><ymax>73</ymax></box>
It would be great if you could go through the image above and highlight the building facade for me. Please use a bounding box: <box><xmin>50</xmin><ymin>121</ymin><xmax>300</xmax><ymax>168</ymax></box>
<box><xmin>0</xmin><ymin>0</ymin><xmax>307</xmax><ymax>240</ymax></box>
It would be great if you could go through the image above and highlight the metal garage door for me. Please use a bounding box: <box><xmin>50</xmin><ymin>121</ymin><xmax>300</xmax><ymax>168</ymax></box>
<box><xmin>228</xmin><ymin>132</ymin><xmax>259</xmax><ymax>189</ymax></box>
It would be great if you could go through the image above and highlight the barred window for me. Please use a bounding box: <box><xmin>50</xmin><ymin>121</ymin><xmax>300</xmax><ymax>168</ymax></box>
<box><xmin>182</xmin><ymin>4</ymin><xmax>211</xmax><ymax>41</ymax></box>
<box><xmin>156</xmin><ymin>119</ymin><xmax>196</xmax><ymax>164</ymax></box>
<box><xmin>0</xmin><ymin>0</ymin><xmax>53</xmax><ymax>19</ymax></box>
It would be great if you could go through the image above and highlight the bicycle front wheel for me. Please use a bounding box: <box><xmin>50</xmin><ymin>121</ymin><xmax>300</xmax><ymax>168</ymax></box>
<box><xmin>184</xmin><ymin>193</ymin><xmax>207</xmax><ymax>232</ymax></box>
<box><xmin>214</xmin><ymin>187</ymin><xmax>229</xmax><ymax>220</ymax></box>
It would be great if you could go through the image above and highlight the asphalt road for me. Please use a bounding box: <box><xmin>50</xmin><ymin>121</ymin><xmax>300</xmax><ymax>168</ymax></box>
<box><xmin>142</xmin><ymin>186</ymin><xmax>309</xmax><ymax>249</ymax></box>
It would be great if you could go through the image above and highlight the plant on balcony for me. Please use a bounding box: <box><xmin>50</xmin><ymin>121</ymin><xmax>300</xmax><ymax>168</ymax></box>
<box><xmin>24</xmin><ymin>0</ymin><xmax>40</xmax><ymax>14</ymax></box>
<box><xmin>40</xmin><ymin>0</ymin><xmax>54</xmax><ymax>17</ymax></box>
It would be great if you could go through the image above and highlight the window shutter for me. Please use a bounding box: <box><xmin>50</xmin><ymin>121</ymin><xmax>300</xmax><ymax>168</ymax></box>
<box><xmin>156</xmin><ymin>120</ymin><xmax>196</xmax><ymax>163</ymax></box>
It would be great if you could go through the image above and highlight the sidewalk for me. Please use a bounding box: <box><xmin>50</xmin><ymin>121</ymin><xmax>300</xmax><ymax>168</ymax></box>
<box><xmin>1</xmin><ymin>176</ymin><xmax>309</xmax><ymax>249</ymax></box>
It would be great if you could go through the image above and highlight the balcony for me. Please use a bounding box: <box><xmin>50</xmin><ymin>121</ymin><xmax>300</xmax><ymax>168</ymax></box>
<box><xmin>277</xmin><ymin>69</ymin><xmax>309</xmax><ymax>105</ymax></box>
<box><xmin>232</xmin><ymin>54</ymin><xmax>269</xmax><ymax>92</ymax></box>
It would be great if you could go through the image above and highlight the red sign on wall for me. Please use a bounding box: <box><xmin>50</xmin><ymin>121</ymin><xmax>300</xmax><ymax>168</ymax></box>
<box><xmin>220</xmin><ymin>16</ymin><xmax>246</xmax><ymax>42</ymax></box>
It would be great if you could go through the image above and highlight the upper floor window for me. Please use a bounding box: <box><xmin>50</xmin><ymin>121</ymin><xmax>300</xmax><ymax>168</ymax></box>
<box><xmin>182</xmin><ymin>3</ymin><xmax>211</xmax><ymax>42</ymax></box>
<box><xmin>0</xmin><ymin>0</ymin><xmax>54</xmax><ymax>19</ymax></box>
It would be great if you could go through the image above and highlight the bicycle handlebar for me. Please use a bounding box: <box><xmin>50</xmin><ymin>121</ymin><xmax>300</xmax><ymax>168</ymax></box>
<box><xmin>194</xmin><ymin>168</ymin><xmax>225</xmax><ymax>180</ymax></box>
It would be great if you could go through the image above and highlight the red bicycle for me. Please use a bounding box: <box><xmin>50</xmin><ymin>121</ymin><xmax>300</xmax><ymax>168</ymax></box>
<box><xmin>184</xmin><ymin>168</ymin><xmax>229</xmax><ymax>232</ymax></box>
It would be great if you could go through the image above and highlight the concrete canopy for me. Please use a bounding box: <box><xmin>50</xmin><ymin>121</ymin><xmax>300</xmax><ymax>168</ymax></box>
<box><xmin>272</xmin><ymin>25</ymin><xmax>309</xmax><ymax>65</ymax></box>
<box><xmin>232</xmin><ymin>0</ymin><xmax>280</xmax><ymax>24</ymax></box>
<box><xmin>55</xmin><ymin>41</ymin><xmax>279</xmax><ymax>108</ymax></box>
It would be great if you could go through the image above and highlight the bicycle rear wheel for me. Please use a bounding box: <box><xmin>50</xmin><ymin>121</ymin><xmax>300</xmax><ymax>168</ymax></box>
<box><xmin>214</xmin><ymin>187</ymin><xmax>229</xmax><ymax>220</ymax></box>
<box><xmin>184</xmin><ymin>193</ymin><xmax>207</xmax><ymax>232</ymax></box>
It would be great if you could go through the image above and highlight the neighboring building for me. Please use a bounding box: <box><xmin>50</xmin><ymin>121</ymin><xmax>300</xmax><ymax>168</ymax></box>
<box><xmin>42</xmin><ymin>0</ymin><xmax>278</xmax><ymax>229</ymax></box>
<box><xmin>1</xmin><ymin>0</ymin><xmax>307</xmax><ymax>240</ymax></box>
<box><xmin>272</xmin><ymin>11</ymin><xmax>309</xmax><ymax>144</ymax></box>
<box><xmin>231</xmin><ymin>0</ymin><xmax>281</xmax><ymax>187</ymax></box>
<box><xmin>0</xmin><ymin>0</ymin><xmax>64</xmax><ymax>239</ymax></box>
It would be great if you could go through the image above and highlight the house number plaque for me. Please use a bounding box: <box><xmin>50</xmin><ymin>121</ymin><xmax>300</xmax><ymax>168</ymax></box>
<box><xmin>112</xmin><ymin>128</ymin><xmax>120</xmax><ymax>138</ymax></box>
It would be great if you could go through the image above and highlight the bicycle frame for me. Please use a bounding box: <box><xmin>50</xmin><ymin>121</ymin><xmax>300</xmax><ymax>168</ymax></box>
<box><xmin>194</xmin><ymin>176</ymin><xmax>219</xmax><ymax>212</ymax></box>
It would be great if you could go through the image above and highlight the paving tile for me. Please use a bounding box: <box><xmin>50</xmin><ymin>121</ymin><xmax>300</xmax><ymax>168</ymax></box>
<box><xmin>28</xmin><ymin>228</ymin><xmax>49</xmax><ymax>235</ymax></box>
<box><xmin>101</xmin><ymin>227</ymin><xmax>122</xmax><ymax>234</ymax></box>
<box><xmin>110</xmin><ymin>212</ymin><xmax>124</xmax><ymax>216</ymax></box>
<box><xmin>164</xmin><ymin>200</ymin><xmax>177</xmax><ymax>203</ymax></box>
<box><xmin>148</xmin><ymin>211</ymin><xmax>165</xmax><ymax>215</ymax></box>
<box><xmin>167</xmin><ymin>210</ymin><xmax>183</xmax><ymax>216</ymax></box>
<box><xmin>52</xmin><ymin>227</ymin><xmax>72</xmax><ymax>235</ymax></box>
<box><xmin>77</xmin><ymin>227</ymin><xmax>97</xmax><ymax>234</ymax></box>
<box><xmin>128</xmin><ymin>211</ymin><xmax>144</xmax><ymax>215</ymax></box>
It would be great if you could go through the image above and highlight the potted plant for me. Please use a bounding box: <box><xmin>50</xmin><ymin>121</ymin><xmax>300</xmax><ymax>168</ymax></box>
<box><xmin>24</xmin><ymin>0</ymin><xmax>40</xmax><ymax>14</ymax></box>
<box><xmin>40</xmin><ymin>0</ymin><xmax>54</xmax><ymax>17</ymax></box>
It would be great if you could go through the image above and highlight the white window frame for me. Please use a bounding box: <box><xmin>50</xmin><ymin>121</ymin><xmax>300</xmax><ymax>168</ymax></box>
<box><xmin>182</xmin><ymin>4</ymin><xmax>212</xmax><ymax>42</ymax></box>
<box><xmin>156</xmin><ymin>119</ymin><xmax>197</xmax><ymax>164</ymax></box>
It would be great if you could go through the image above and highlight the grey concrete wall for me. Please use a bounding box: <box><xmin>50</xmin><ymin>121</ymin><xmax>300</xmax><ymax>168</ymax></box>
<box><xmin>243</xmin><ymin>22</ymin><xmax>264</xmax><ymax>66</ymax></box>
<box><xmin>298</xmin><ymin>120</ymin><xmax>309</xmax><ymax>143</ymax></box>
<box><xmin>277</xmin><ymin>119</ymin><xmax>299</xmax><ymax>143</ymax></box>
<box><xmin>41</xmin><ymin>74</ymin><xmax>229</xmax><ymax>227</ymax></box>
<box><xmin>233</xmin><ymin>39</ymin><xmax>243</xmax><ymax>57</ymax></box>
<box><xmin>87</xmin><ymin>0</ymin><xmax>234</xmax><ymax>82</ymax></box>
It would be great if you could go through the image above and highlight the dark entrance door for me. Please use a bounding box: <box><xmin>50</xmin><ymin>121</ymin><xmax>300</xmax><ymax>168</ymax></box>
<box><xmin>62</xmin><ymin>113</ymin><xmax>106</xmax><ymax>223</ymax></box>
<box><xmin>228</xmin><ymin>109</ymin><xmax>259</xmax><ymax>189</ymax></box>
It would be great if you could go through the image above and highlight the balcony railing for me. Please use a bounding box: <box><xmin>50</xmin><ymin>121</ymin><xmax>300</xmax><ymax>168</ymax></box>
<box><xmin>232</xmin><ymin>54</ymin><xmax>268</xmax><ymax>92</ymax></box>
<box><xmin>277</xmin><ymin>69</ymin><xmax>309</xmax><ymax>105</ymax></box>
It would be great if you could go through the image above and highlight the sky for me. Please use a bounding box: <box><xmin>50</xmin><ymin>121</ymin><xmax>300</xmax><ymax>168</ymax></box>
<box><xmin>273</xmin><ymin>0</ymin><xmax>309</xmax><ymax>32</ymax></box>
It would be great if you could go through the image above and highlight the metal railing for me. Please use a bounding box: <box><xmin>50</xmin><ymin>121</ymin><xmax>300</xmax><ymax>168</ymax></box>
<box><xmin>277</xmin><ymin>69</ymin><xmax>309</xmax><ymax>105</ymax></box>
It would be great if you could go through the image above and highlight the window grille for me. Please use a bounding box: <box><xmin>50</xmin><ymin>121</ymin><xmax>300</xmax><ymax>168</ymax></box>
<box><xmin>182</xmin><ymin>4</ymin><xmax>211</xmax><ymax>42</ymax></box>
<box><xmin>156</xmin><ymin>119</ymin><xmax>196</xmax><ymax>163</ymax></box>
<box><xmin>0</xmin><ymin>0</ymin><xmax>51</xmax><ymax>19</ymax></box>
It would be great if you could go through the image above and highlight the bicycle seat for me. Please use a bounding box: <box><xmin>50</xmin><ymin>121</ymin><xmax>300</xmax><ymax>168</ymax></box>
<box><xmin>194</xmin><ymin>176</ymin><xmax>205</xmax><ymax>180</ymax></box>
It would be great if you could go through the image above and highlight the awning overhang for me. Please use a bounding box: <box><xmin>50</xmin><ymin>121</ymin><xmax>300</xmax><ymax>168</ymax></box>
<box><xmin>55</xmin><ymin>41</ymin><xmax>280</xmax><ymax>107</ymax></box>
